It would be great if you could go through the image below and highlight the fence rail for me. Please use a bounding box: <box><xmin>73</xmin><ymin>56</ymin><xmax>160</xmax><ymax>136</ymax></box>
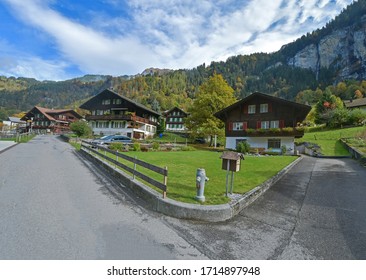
<box><xmin>81</xmin><ymin>141</ymin><xmax>168</xmax><ymax>197</ymax></box>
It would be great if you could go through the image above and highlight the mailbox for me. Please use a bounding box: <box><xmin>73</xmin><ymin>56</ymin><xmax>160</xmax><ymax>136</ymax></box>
<box><xmin>220</xmin><ymin>151</ymin><xmax>244</xmax><ymax>172</ymax></box>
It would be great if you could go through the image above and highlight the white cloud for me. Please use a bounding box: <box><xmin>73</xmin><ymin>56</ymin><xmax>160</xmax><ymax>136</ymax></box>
<box><xmin>2</xmin><ymin>0</ymin><xmax>354</xmax><ymax>80</ymax></box>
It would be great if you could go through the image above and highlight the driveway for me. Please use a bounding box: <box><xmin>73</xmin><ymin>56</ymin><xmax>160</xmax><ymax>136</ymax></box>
<box><xmin>163</xmin><ymin>156</ymin><xmax>366</xmax><ymax>259</ymax></box>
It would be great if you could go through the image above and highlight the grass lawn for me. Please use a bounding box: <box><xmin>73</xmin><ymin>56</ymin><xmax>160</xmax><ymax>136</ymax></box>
<box><xmin>107</xmin><ymin>150</ymin><xmax>296</xmax><ymax>205</ymax></box>
<box><xmin>301</xmin><ymin>126</ymin><xmax>366</xmax><ymax>156</ymax></box>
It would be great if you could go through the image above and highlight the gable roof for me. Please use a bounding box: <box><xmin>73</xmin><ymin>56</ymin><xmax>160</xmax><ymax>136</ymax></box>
<box><xmin>344</xmin><ymin>97</ymin><xmax>366</xmax><ymax>108</ymax></box>
<box><xmin>163</xmin><ymin>106</ymin><xmax>188</xmax><ymax>116</ymax></box>
<box><xmin>214</xmin><ymin>91</ymin><xmax>311</xmax><ymax>120</ymax></box>
<box><xmin>79</xmin><ymin>89</ymin><xmax>161</xmax><ymax>116</ymax></box>
<box><xmin>21</xmin><ymin>106</ymin><xmax>82</xmax><ymax>121</ymax></box>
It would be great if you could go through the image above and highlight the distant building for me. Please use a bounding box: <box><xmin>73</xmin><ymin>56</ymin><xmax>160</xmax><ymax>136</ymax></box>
<box><xmin>21</xmin><ymin>106</ymin><xmax>82</xmax><ymax>134</ymax></box>
<box><xmin>344</xmin><ymin>98</ymin><xmax>366</xmax><ymax>111</ymax></box>
<box><xmin>79</xmin><ymin>89</ymin><xmax>160</xmax><ymax>139</ymax></box>
<box><xmin>5</xmin><ymin>117</ymin><xmax>26</xmax><ymax>132</ymax></box>
<box><xmin>214</xmin><ymin>92</ymin><xmax>311</xmax><ymax>153</ymax></box>
<box><xmin>164</xmin><ymin>107</ymin><xmax>188</xmax><ymax>131</ymax></box>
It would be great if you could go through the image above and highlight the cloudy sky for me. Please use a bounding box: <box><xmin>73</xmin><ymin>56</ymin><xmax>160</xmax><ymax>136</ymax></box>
<box><xmin>0</xmin><ymin>0</ymin><xmax>353</xmax><ymax>81</ymax></box>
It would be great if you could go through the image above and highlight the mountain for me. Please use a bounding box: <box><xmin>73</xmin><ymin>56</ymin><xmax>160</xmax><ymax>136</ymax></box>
<box><xmin>1</xmin><ymin>0</ymin><xmax>366</xmax><ymax>120</ymax></box>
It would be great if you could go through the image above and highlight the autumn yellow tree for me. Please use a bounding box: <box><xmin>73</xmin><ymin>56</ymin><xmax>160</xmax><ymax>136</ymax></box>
<box><xmin>185</xmin><ymin>74</ymin><xmax>237</xmax><ymax>145</ymax></box>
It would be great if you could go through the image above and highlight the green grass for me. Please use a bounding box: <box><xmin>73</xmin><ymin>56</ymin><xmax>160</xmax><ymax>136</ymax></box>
<box><xmin>104</xmin><ymin>150</ymin><xmax>296</xmax><ymax>205</ymax></box>
<box><xmin>301</xmin><ymin>126</ymin><xmax>366</xmax><ymax>156</ymax></box>
<box><xmin>149</xmin><ymin>132</ymin><xmax>188</xmax><ymax>143</ymax></box>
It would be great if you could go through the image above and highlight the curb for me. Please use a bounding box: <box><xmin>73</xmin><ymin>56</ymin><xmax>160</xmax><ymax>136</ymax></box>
<box><xmin>80</xmin><ymin>149</ymin><xmax>303</xmax><ymax>222</ymax></box>
<box><xmin>0</xmin><ymin>142</ymin><xmax>18</xmax><ymax>155</ymax></box>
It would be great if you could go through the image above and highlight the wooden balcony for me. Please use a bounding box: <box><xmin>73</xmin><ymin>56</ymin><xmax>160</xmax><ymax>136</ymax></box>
<box><xmin>85</xmin><ymin>114</ymin><xmax>157</xmax><ymax>126</ymax></box>
<box><xmin>228</xmin><ymin>127</ymin><xmax>305</xmax><ymax>138</ymax></box>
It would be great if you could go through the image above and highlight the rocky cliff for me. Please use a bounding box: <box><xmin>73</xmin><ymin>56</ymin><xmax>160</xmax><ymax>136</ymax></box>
<box><xmin>287</xmin><ymin>16</ymin><xmax>366</xmax><ymax>81</ymax></box>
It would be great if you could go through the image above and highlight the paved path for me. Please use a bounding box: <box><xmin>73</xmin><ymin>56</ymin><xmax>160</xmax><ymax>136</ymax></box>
<box><xmin>1</xmin><ymin>135</ymin><xmax>365</xmax><ymax>259</ymax></box>
<box><xmin>163</xmin><ymin>156</ymin><xmax>366</xmax><ymax>259</ymax></box>
<box><xmin>0</xmin><ymin>135</ymin><xmax>206</xmax><ymax>259</ymax></box>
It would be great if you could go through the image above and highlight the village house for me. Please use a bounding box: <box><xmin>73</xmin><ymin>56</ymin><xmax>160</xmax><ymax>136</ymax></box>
<box><xmin>163</xmin><ymin>107</ymin><xmax>188</xmax><ymax>132</ymax></box>
<box><xmin>344</xmin><ymin>97</ymin><xmax>366</xmax><ymax>111</ymax></box>
<box><xmin>79</xmin><ymin>89</ymin><xmax>160</xmax><ymax>139</ymax></box>
<box><xmin>21</xmin><ymin>106</ymin><xmax>82</xmax><ymax>134</ymax></box>
<box><xmin>214</xmin><ymin>92</ymin><xmax>311</xmax><ymax>154</ymax></box>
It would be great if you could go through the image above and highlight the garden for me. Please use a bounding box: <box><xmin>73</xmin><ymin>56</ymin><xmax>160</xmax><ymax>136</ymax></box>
<box><xmin>85</xmin><ymin>144</ymin><xmax>297</xmax><ymax>205</ymax></box>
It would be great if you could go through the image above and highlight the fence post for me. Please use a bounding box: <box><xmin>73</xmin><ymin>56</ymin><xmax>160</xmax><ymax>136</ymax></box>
<box><xmin>163</xmin><ymin>166</ymin><xmax>168</xmax><ymax>199</ymax></box>
<box><xmin>133</xmin><ymin>156</ymin><xmax>137</xmax><ymax>180</ymax></box>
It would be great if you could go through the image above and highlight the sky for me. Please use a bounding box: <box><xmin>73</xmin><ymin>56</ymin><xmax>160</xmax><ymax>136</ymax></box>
<box><xmin>0</xmin><ymin>0</ymin><xmax>354</xmax><ymax>81</ymax></box>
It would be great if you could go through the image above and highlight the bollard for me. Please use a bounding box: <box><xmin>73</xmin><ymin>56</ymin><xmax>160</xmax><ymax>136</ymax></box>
<box><xmin>195</xmin><ymin>168</ymin><xmax>209</xmax><ymax>202</ymax></box>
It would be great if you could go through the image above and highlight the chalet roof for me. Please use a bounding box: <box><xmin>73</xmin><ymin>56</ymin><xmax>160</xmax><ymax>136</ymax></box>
<box><xmin>7</xmin><ymin>117</ymin><xmax>26</xmax><ymax>124</ymax></box>
<box><xmin>163</xmin><ymin>106</ymin><xmax>188</xmax><ymax>116</ymax></box>
<box><xmin>21</xmin><ymin>106</ymin><xmax>82</xmax><ymax>121</ymax></box>
<box><xmin>344</xmin><ymin>98</ymin><xmax>366</xmax><ymax>108</ymax></box>
<box><xmin>214</xmin><ymin>91</ymin><xmax>311</xmax><ymax>121</ymax></box>
<box><xmin>79</xmin><ymin>89</ymin><xmax>161</xmax><ymax>117</ymax></box>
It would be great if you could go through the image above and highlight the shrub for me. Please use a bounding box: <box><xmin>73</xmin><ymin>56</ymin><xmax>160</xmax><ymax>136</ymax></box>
<box><xmin>152</xmin><ymin>142</ymin><xmax>160</xmax><ymax>150</ymax></box>
<box><xmin>70</xmin><ymin>120</ymin><xmax>92</xmax><ymax>138</ymax></box>
<box><xmin>281</xmin><ymin>145</ymin><xmax>287</xmax><ymax>155</ymax></box>
<box><xmin>141</xmin><ymin>145</ymin><xmax>149</xmax><ymax>152</ymax></box>
<box><xmin>109</xmin><ymin>142</ymin><xmax>123</xmax><ymax>151</ymax></box>
<box><xmin>133</xmin><ymin>143</ymin><xmax>141</xmax><ymax>151</ymax></box>
<box><xmin>282</xmin><ymin>127</ymin><xmax>294</xmax><ymax>133</ymax></box>
<box><xmin>181</xmin><ymin>145</ymin><xmax>196</xmax><ymax>151</ymax></box>
<box><xmin>269</xmin><ymin>128</ymin><xmax>281</xmax><ymax>133</ymax></box>
<box><xmin>236</xmin><ymin>141</ymin><xmax>251</xmax><ymax>153</ymax></box>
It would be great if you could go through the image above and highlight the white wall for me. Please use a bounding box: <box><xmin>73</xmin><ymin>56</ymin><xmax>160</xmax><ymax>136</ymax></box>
<box><xmin>226</xmin><ymin>136</ymin><xmax>295</xmax><ymax>153</ymax></box>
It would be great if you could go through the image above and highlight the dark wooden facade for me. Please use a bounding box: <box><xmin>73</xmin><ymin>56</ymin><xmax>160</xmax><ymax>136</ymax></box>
<box><xmin>214</xmin><ymin>92</ymin><xmax>311</xmax><ymax>151</ymax></box>
<box><xmin>21</xmin><ymin>106</ymin><xmax>82</xmax><ymax>134</ymax></box>
<box><xmin>79</xmin><ymin>89</ymin><xmax>160</xmax><ymax>138</ymax></box>
<box><xmin>164</xmin><ymin>107</ymin><xmax>188</xmax><ymax>131</ymax></box>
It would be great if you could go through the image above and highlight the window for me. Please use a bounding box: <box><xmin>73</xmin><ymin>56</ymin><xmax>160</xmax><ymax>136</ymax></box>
<box><xmin>260</xmin><ymin>103</ymin><xmax>268</xmax><ymax>113</ymax></box>
<box><xmin>102</xmin><ymin>99</ymin><xmax>111</xmax><ymax>105</ymax></box>
<box><xmin>271</xmin><ymin>120</ymin><xmax>279</xmax><ymax>128</ymax></box>
<box><xmin>112</xmin><ymin>99</ymin><xmax>122</xmax><ymax>105</ymax></box>
<box><xmin>233</xmin><ymin>122</ymin><xmax>243</xmax><ymax>131</ymax></box>
<box><xmin>268</xmin><ymin>139</ymin><xmax>281</xmax><ymax>149</ymax></box>
<box><xmin>261</xmin><ymin>121</ymin><xmax>269</xmax><ymax>129</ymax></box>
<box><xmin>248</xmin><ymin>105</ymin><xmax>256</xmax><ymax>114</ymax></box>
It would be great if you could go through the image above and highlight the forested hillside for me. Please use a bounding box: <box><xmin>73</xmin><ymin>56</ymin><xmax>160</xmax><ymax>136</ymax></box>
<box><xmin>1</xmin><ymin>0</ymin><xmax>366</xmax><ymax>121</ymax></box>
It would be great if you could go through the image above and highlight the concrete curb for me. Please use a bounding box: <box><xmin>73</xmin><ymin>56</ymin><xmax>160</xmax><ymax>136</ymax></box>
<box><xmin>80</xmin><ymin>148</ymin><xmax>303</xmax><ymax>222</ymax></box>
<box><xmin>0</xmin><ymin>141</ymin><xmax>18</xmax><ymax>155</ymax></box>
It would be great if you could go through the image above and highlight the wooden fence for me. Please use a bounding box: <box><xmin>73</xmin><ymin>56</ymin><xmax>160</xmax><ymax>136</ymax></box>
<box><xmin>81</xmin><ymin>141</ymin><xmax>168</xmax><ymax>198</ymax></box>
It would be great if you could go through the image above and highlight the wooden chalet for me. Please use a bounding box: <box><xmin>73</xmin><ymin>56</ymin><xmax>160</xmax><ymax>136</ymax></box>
<box><xmin>21</xmin><ymin>106</ymin><xmax>82</xmax><ymax>134</ymax></box>
<box><xmin>79</xmin><ymin>89</ymin><xmax>160</xmax><ymax>139</ymax></box>
<box><xmin>164</xmin><ymin>107</ymin><xmax>188</xmax><ymax>131</ymax></box>
<box><xmin>344</xmin><ymin>97</ymin><xmax>366</xmax><ymax>111</ymax></box>
<box><xmin>214</xmin><ymin>92</ymin><xmax>311</xmax><ymax>154</ymax></box>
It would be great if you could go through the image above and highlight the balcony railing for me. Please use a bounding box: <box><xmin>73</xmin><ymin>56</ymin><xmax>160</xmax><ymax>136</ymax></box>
<box><xmin>85</xmin><ymin>114</ymin><xmax>157</xmax><ymax>126</ymax></box>
<box><xmin>229</xmin><ymin>127</ymin><xmax>305</xmax><ymax>138</ymax></box>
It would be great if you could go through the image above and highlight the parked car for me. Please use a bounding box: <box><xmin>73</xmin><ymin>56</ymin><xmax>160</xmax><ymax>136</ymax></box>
<box><xmin>91</xmin><ymin>135</ymin><xmax>132</xmax><ymax>147</ymax></box>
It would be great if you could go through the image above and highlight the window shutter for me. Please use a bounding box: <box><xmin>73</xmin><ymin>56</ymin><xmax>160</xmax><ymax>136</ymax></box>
<box><xmin>243</xmin><ymin>122</ymin><xmax>248</xmax><ymax>130</ymax></box>
<box><xmin>279</xmin><ymin>120</ymin><xmax>285</xmax><ymax>128</ymax></box>
<box><xmin>256</xmin><ymin>121</ymin><xmax>261</xmax><ymax>129</ymax></box>
<box><xmin>243</xmin><ymin>105</ymin><xmax>248</xmax><ymax>114</ymax></box>
<box><xmin>269</xmin><ymin>103</ymin><xmax>273</xmax><ymax>112</ymax></box>
<box><xmin>228</xmin><ymin>122</ymin><xmax>233</xmax><ymax>131</ymax></box>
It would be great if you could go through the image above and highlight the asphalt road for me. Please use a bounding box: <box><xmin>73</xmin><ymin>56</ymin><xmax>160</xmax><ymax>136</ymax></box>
<box><xmin>0</xmin><ymin>135</ymin><xmax>206</xmax><ymax>259</ymax></box>
<box><xmin>1</xmin><ymin>135</ymin><xmax>365</xmax><ymax>259</ymax></box>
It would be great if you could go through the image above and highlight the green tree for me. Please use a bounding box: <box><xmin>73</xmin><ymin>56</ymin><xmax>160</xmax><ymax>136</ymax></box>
<box><xmin>70</xmin><ymin>120</ymin><xmax>92</xmax><ymax>137</ymax></box>
<box><xmin>315</xmin><ymin>89</ymin><xmax>343</xmax><ymax>125</ymax></box>
<box><xmin>185</xmin><ymin>74</ymin><xmax>237</xmax><ymax>145</ymax></box>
